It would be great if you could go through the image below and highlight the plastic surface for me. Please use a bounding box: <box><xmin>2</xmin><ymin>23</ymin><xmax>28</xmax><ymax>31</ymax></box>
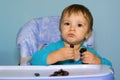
<box><xmin>0</xmin><ymin>65</ymin><xmax>114</xmax><ymax>80</ymax></box>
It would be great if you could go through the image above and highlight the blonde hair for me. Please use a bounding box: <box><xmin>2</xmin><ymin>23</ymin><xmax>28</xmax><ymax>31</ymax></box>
<box><xmin>60</xmin><ymin>4</ymin><xmax>93</xmax><ymax>32</ymax></box>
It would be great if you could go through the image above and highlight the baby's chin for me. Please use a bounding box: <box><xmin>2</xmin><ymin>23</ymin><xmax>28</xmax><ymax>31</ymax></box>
<box><xmin>64</xmin><ymin>39</ymin><xmax>80</xmax><ymax>45</ymax></box>
<box><xmin>62</xmin><ymin>37</ymin><xmax>82</xmax><ymax>45</ymax></box>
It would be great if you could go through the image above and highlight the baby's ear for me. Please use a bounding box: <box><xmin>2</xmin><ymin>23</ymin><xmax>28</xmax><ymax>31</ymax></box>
<box><xmin>85</xmin><ymin>31</ymin><xmax>92</xmax><ymax>40</ymax></box>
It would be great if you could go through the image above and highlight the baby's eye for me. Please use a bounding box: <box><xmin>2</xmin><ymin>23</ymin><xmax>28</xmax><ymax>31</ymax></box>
<box><xmin>64</xmin><ymin>22</ymin><xmax>70</xmax><ymax>26</ymax></box>
<box><xmin>78</xmin><ymin>24</ymin><xmax>82</xmax><ymax>27</ymax></box>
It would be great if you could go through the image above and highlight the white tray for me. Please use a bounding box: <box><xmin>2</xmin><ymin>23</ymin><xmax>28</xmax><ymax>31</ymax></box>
<box><xmin>0</xmin><ymin>65</ymin><xmax>113</xmax><ymax>79</ymax></box>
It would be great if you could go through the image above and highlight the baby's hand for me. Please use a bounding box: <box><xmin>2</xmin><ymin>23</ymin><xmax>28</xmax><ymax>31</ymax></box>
<box><xmin>47</xmin><ymin>47</ymin><xmax>74</xmax><ymax>64</ymax></box>
<box><xmin>57</xmin><ymin>47</ymin><xmax>75</xmax><ymax>61</ymax></box>
<box><xmin>81</xmin><ymin>51</ymin><xmax>101</xmax><ymax>64</ymax></box>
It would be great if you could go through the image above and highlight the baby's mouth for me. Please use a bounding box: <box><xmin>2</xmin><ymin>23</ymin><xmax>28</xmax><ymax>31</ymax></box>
<box><xmin>68</xmin><ymin>33</ymin><xmax>75</xmax><ymax>38</ymax></box>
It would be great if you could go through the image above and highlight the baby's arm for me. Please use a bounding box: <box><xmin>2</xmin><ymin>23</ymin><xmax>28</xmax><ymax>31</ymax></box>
<box><xmin>81</xmin><ymin>48</ymin><xmax>112</xmax><ymax>66</ymax></box>
<box><xmin>31</xmin><ymin>41</ymin><xmax>76</xmax><ymax>65</ymax></box>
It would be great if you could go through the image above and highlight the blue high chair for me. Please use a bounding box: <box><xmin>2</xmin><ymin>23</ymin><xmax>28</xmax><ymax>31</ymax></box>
<box><xmin>16</xmin><ymin>16</ymin><xmax>95</xmax><ymax>65</ymax></box>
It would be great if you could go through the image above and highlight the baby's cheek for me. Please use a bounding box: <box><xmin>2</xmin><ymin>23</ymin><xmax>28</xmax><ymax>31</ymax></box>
<box><xmin>62</xmin><ymin>32</ymin><xmax>68</xmax><ymax>37</ymax></box>
<box><xmin>77</xmin><ymin>35</ymin><xmax>84</xmax><ymax>41</ymax></box>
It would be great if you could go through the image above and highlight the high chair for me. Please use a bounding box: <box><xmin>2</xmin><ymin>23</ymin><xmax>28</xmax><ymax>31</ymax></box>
<box><xmin>16</xmin><ymin>16</ymin><xmax>95</xmax><ymax>65</ymax></box>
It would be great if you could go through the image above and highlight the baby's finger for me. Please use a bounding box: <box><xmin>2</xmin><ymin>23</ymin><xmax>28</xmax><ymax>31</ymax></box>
<box><xmin>80</xmin><ymin>51</ymin><xmax>89</xmax><ymax>57</ymax></box>
<box><xmin>80</xmin><ymin>52</ymin><xmax>91</xmax><ymax>64</ymax></box>
<box><xmin>82</xmin><ymin>58</ymin><xmax>90</xmax><ymax>64</ymax></box>
<box><xmin>67</xmin><ymin>53</ymin><xmax>74</xmax><ymax>60</ymax></box>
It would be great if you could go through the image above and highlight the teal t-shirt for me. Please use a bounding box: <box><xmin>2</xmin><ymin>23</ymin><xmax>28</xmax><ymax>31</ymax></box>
<box><xmin>31</xmin><ymin>40</ymin><xmax>112</xmax><ymax>66</ymax></box>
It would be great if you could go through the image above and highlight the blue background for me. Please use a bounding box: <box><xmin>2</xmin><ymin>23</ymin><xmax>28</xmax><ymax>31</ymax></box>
<box><xmin>0</xmin><ymin>0</ymin><xmax>119</xmax><ymax>79</ymax></box>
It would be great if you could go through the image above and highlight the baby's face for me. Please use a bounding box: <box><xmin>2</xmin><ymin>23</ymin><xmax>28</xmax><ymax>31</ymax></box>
<box><xmin>60</xmin><ymin>13</ymin><xmax>90</xmax><ymax>45</ymax></box>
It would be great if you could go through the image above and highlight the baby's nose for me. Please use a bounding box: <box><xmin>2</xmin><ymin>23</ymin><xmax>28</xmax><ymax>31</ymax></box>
<box><xmin>70</xmin><ymin>25</ymin><xmax>75</xmax><ymax>30</ymax></box>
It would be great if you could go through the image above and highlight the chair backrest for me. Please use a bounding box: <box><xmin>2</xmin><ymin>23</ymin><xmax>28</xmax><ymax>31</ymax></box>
<box><xmin>16</xmin><ymin>16</ymin><xmax>95</xmax><ymax>65</ymax></box>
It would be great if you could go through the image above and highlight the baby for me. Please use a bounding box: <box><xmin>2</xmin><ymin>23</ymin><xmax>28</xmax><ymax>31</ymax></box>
<box><xmin>31</xmin><ymin>4</ymin><xmax>112</xmax><ymax>66</ymax></box>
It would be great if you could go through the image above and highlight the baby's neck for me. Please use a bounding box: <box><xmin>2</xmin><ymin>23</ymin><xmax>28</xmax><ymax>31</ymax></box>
<box><xmin>64</xmin><ymin>42</ymin><xmax>81</xmax><ymax>50</ymax></box>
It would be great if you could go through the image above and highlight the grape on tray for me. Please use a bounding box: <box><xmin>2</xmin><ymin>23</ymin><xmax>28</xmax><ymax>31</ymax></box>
<box><xmin>50</xmin><ymin>69</ymin><xmax>69</xmax><ymax>76</ymax></box>
<box><xmin>34</xmin><ymin>73</ymin><xmax>40</xmax><ymax>77</ymax></box>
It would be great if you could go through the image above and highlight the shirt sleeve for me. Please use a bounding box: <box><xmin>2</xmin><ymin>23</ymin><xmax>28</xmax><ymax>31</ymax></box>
<box><xmin>100</xmin><ymin>57</ymin><xmax>112</xmax><ymax>66</ymax></box>
<box><xmin>30</xmin><ymin>43</ymin><xmax>57</xmax><ymax>65</ymax></box>
<box><xmin>30</xmin><ymin>49</ymin><xmax>49</xmax><ymax>65</ymax></box>
<box><xmin>30</xmin><ymin>40</ymin><xmax>64</xmax><ymax>65</ymax></box>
